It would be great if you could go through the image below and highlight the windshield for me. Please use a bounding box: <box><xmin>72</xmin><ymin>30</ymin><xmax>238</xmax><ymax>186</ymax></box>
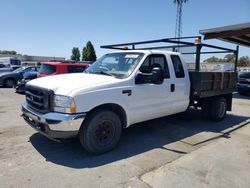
<box><xmin>85</xmin><ymin>52</ymin><xmax>144</xmax><ymax>78</ymax></box>
<box><xmin>39</xmin><ymin>64</ymin><xmax>56</xmax><ymax>74</ymax></box>
<box><xmin>13</xmin><ymin>67</ymin><xmax>25</xmax><ymax>73</ymax></box>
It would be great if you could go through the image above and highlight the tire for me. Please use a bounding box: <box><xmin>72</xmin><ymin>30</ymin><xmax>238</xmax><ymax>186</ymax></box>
<box><xmin>209</xmin><ymin>97</ymin><xmax>227</xmax><ymax>121</ymax></box>
<box><xmin>79</xmin><ymin>110</ymin><xmax>122</xmax><ymax>154</ymax></box>
<box><xmin>4</xmin><ymin>78</ymin><xmax>16</xmax><ymax>88</ymax></box>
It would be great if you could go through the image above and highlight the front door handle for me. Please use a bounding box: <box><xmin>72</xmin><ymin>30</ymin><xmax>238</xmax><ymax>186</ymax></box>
<box><xmin>171</xmin><ymin>84</ymin><xmax>175</xmax><ymax>92</ymax></box>
<box><xmin>122</xmin><ymin>89</ymin><xmax>132</xmax><ymax>96</ymax></box>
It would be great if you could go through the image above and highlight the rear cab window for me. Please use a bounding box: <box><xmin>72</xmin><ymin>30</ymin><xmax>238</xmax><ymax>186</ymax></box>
<box><xmin>170</xmin><ymin>55</ymin><xmax>185</xmax><ymax>78</ymax></box>
<box><xmin>39</xmin><ymin>64</ymin><xmax>56</xmax><ymax>74</ymax></box>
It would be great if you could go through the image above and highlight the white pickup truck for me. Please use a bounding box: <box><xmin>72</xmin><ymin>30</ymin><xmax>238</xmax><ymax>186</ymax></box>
<box><xmin>22</xmin><ymin>38</ymin><xmax>238</xmax><ymax>154</ymax></box>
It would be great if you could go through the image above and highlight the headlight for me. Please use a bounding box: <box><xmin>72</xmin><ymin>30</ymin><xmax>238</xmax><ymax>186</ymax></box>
<box><xmin>53</xmin><ymin>95</ymin><xmax>76</xmax><ymax>113</ymax></box>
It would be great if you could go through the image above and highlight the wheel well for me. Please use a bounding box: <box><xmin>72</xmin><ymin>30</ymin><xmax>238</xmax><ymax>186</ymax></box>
<box><xmin>86</xmin><ymin>103</ymin><xmax>127</xmax><ymax>128</ymax></box>
<box><xmin>199</xmin><ymin>93</ymin><xmax>232</xmax><ymax>111</ymax></box>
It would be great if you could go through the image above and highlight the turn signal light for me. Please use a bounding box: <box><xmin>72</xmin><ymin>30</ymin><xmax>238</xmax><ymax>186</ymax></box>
<box><xmin>70</xmin><ymin>107</ymin><xmax>76</xmax><ymax>113</ymax></box>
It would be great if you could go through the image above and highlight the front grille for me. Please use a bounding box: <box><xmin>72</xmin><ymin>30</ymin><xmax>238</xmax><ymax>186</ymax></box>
<box><xmin>26</xmin><ymin>86</ymin><xmax>53</xmax><ymax>113</ymax></box>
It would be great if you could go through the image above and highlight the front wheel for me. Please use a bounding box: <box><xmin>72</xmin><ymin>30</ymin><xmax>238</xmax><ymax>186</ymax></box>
<box><xmin>79</xmin><ymin>110</ymin><xmax>122</xmax><ymax>154</ymax></box>
<box><xmin>4</xmin><ymin>78</ymin><xmax>16</xmax><ymax>88</ymax></box>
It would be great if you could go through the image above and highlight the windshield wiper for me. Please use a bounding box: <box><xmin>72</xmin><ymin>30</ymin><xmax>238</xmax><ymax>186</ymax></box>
<box><xmin>95</xmin><ymin>71</ymin><xmax>114</xmax><ymax>77</ymax></box>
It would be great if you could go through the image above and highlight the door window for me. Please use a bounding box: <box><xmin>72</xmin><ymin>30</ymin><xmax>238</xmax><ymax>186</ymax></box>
<box><xmin>139</xmin><ymin>54</ymin><xmax>170</xmax><ymax>78</ymax></box>
<box><xmin>171</xmin><ymin>55</ymin><xmax>185</xmax><ymax>78</ymax></box>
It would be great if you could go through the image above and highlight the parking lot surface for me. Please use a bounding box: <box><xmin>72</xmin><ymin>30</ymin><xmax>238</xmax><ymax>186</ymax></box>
<box><xmin>0</xmin><ymin>89</ymin><xmax>250</xmax><ymax>188</ymax></box>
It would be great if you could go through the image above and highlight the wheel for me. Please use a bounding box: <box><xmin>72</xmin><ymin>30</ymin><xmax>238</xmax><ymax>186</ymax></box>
<box><xmin>4</xmin><ymin>78</ymin><xmax>16</xmax><ymax>88</ymax></box>
<box><xmin>209</xmin><ymin>97</ymin><xmax>227</xmax><ymax>121</ymax></box>
<box><xmin>79</xmin><ymin>109</ymin><xmax>122</xmax><ymax>154</ymax></box>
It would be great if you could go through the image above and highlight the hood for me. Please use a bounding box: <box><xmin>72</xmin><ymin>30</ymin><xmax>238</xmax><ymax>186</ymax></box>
<box><xmin>27</xmin><ymin>73</ymin><xmax>119</xmax><ymax>95</ymax></box>
<box><xmin>0</xmin><ymin>72</ymin><xmax>18</xmax><ymax>77</ymax></box>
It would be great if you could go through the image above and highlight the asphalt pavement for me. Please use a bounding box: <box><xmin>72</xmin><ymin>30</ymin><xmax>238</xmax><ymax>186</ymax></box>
<box><xmin>0</xmin><ymin>89</ymin><xmax>249</xmax><ymax>188</ymax></box>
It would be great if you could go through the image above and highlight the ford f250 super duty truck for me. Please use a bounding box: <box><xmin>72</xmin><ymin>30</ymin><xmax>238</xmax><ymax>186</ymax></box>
<box><xmin>21</xmin><ymin>37</ymin><xmax>239</xmax><ymax>154</ymax></box>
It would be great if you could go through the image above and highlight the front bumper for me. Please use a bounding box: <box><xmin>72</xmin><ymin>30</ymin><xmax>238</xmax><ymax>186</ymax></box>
<box><xmin>21</xmin><ymin>102</ymin><xmax>86</xmax><ymax>139</ymax></box>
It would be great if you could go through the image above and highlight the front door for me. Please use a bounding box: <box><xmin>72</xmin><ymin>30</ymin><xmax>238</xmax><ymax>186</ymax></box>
<box><xmin>129</xmin><ymin>54</ymin><xmax>173</xmax><ymax>124</ymax></box>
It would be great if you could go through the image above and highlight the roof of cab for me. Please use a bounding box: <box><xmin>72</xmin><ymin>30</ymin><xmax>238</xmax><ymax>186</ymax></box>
<box><xmin>107</xmin><ymin>49</ymin><xmax>181</xmax><ymax>55</ymax></box>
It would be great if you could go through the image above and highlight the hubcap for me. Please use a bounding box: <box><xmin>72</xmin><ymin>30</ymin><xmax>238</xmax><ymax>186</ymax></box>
<box><xmin>5</xmin><ymin>80</ymin><xmax>15</xmax><ymax>88</ymax></box>
<box><xmin>95</xmin><ymin>120</ymin><xmax>115</xmax><ymax>145</ymax></box>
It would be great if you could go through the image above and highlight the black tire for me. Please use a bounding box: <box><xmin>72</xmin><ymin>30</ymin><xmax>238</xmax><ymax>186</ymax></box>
<box><xmin>209</xmin><ymin>97</ymin><xmax>227</xmax><ymax>121</ymax></box>
<box><xmin>4</xmin><ymin>78</ymin><xmax>17</xmax><ymax>88</ymax></box>
<box><xmin>79</xmin><ymin>110</ymin><xmax>122</xmax><ymax>154</ymax></box>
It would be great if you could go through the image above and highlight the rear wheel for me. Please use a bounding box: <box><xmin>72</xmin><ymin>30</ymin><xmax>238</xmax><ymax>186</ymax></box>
<box><xmin>201</xmin><ymin>97</ymin><xmax>227</xmax><ymax>121</ymax></box>
<box><xmin>79</xmin><ymin>109</ymin><xmax>122</xmax><ymax>154</ymax></box>
<box><xmin>210</xmin><ymin>97</ymin><xmax>227</xmax><ymax>121</ymax></box>
<box><xmin>4</xmin><ymin>78</ymin><xmax>16</xmax><ymax>88</ymax></box>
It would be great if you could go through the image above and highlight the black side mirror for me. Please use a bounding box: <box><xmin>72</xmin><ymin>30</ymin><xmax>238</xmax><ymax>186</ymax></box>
<box><xmin>135</xmin><ymin>67</ymin><xmax>164</xmax><ymax>85</ymax></box>
<box><xmin>135</xmin><ymin>72</ymin><xmax>152</xmax><ymax>84</ymax></box>
<box><xmin>152</xmin><ymin>67</ymin><xmax>164</xmax><ymax>84</ymax></box>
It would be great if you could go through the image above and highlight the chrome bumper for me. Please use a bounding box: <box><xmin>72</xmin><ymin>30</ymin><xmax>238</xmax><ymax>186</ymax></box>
<box><xmin>21</xmin><ymin>102</ymin><xmax>86</xmax><ymax>139</ymax></box>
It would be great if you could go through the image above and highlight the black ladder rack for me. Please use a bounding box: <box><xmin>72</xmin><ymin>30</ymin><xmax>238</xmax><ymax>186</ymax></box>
<box><xmin>100</xmin><ymin>36</ymin><xmax>239</xmax><ymax>72</ymax></box>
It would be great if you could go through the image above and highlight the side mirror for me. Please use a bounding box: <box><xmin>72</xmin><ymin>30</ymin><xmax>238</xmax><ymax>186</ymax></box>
<box><xmin>151</xmin><ymin>67</ymin><xmax>164</xmax><ymax>84</ymax></box>
<box><xmin>135</xmin><ymin>72</ymin><xmax>152</xmax><ymax>84</ymax></box>
<box><xmin>135</xmin><ymin>67</ymin><xmax>164</xmax><ymax>85</ymax></box>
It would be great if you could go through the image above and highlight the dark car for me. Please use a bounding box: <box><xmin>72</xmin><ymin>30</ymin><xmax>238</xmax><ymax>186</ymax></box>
<box><xmin>15</xmin><ymin>71</ymin><xmax>38</xmax><ymax>93</ymax></box>
<box><xmin>0</xmin><ymin>66</ymin><xmax>39</xmax><ymax>88</ymax></box>
<box><xmin>237</xmin><ymin>72</ymin><xmax>250</xmax><ymax>95</ymax></box>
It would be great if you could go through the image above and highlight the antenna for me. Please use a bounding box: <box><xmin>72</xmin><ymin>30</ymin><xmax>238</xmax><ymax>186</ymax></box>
<box><xmin>174</xmin><ymin>0</ymin><xmax>188</xmax><ymax>39</ymax></box>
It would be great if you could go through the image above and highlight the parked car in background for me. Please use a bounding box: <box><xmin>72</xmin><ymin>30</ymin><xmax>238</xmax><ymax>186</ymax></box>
<box><xmin>0</xmin><ymin>64</ymin><xmax>13</xmax><ymax>73</ymax></box>
<box><xmin>16</xmin><ymin>71</ymin><xmax>38</xmax><ymax>93</ymax></box>
<box><xmin>0</xmin><ymin>57</ymin><xmax>22</xmax><ymax>70</ymax></box>
<box><xmin>237</xmin><ymin>72</ymin><xmax>250</xmax><ymax>95</ymax></box>
<box><xmin>0</xmin><ymin>66</ymin><xmax>39</xmax><ymax>88</ymax></box>
<box><xmin>37</xmin><ymin>61</ymin><xmax>89</xmax><ymax>77</ymax></box>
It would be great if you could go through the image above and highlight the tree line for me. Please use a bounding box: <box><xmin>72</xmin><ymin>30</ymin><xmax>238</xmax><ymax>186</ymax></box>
<box><xmin>204</xmin><ymin>54</ymin><xmax>250</xmax><ymax>67</ymax></box>
<box><xmin>71</xmin><ymin>41</ymin><xmax>97</xmax><ymax>62</ymax></box>
<box><xmin>0</xmin><ymin>50</ymin><xmax>17</xmax><ymax>55</ymax></box>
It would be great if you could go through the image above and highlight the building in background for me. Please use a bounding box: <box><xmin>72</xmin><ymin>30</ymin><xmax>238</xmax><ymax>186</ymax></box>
<box><xmin>0</xmin><ymin>54</ymin><xmax>65</xmax><ymax>66</ymax></box>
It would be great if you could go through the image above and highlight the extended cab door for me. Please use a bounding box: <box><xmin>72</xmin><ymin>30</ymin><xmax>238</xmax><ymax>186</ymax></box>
<box><xmin>130</xmin><ymin>54</ymin><xmax>173</xmax><ymax>124</ymax></box>
<box><xmin>167</xmin><ymin>54</ymin><xmax>190</xmax><ymax>114</ymax></box>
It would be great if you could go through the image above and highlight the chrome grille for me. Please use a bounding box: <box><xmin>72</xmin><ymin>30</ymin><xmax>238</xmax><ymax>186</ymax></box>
<box><xmin>25</xmin><ymin>86</ymin><xmax>53</xmax><ymax>113</ymax></box>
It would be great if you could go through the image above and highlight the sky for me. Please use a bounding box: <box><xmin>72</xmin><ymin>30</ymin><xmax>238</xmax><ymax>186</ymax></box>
<box><xmin>1</xmin><ymin>0</ymin><xmax>250</xmax><ymax>59</ymax></box>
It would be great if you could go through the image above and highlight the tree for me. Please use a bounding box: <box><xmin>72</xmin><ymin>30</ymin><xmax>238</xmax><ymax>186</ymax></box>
<box><xmin>0</xmin><ymin>50</ymin><xmax>17</xmax><ymax>55</ymax></box>
<box><xmin>238</xmin><ymin>56</ymin><xmax>250</xmax><ymax>67</ymax></box>
<box><xmin>82</xmin><ymin>41</ymin><xmax>97</xmax><ymax>61</ymax></box>
<box><xmin>223</xmin><ymin>54</ymin><xmax>235</xmax><ymax>63</ymax></box>
<box><xmin>71</xmin><ymin>47</ymin><xmax>80</xmax><ymax>61</ymax></box>
<box><xmin>204</xmin><ymin>56</ymin><xmax>221</xmax><ymax>63</ymax></box>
